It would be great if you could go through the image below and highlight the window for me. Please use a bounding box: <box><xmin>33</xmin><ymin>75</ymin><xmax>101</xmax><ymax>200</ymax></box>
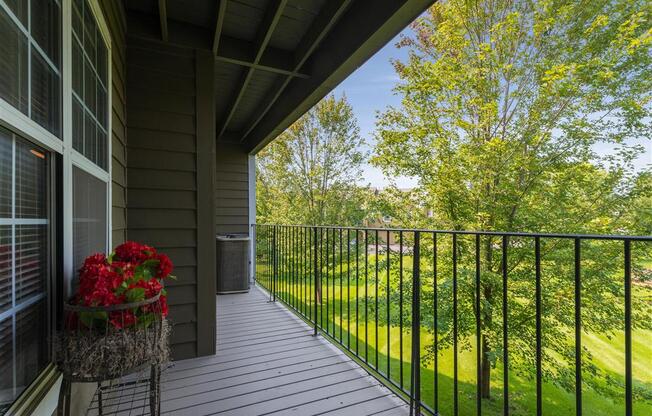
<box><xmin>72</xmin><ymin>166</ymin><xmax>106</xmax><ymax>276</ymax></box>
<box><xmin>0</xmin><ymin>0</ymin><xmax>110</xmax><ymax>412</ymax></box>
<box><xmin>0</xmin><ymin>127</ymin><xmax>49</xmax><ymax>413</ymax></box>
<box><xmin>71</xmin><ymin>0</ymin><xmax>108</xmax><ymax>169</ymax></box>
<box><xmin>0</xmin><ymin>0</ymin><xmax>61</xmax><ymax>137</ymax></box>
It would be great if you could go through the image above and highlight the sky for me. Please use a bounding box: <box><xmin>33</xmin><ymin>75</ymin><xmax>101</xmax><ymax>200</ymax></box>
<box><xmin>332</xmin><ymin>28</ymin><xmax>652</xmax><ymax>190</ymax></box>
<box><xmin>332</xmin><ymin>31</ymin><xmax>418</xmax><ymax>189</ymax></box>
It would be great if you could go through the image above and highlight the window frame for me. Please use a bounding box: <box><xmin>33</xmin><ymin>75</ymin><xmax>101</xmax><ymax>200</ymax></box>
<box><xmin>0</xmin><ymin>0</ymin><xmax>63</xmax><ymax>141</ymax></box>
<box><xmin>0</xmin><ymin>129</ymin><xmax>54</xmax><ymax>411</ymax></box>
<box><xmin>0</xmin><ymin>0</ymin><xmax>112</xmax><ymax>293</ymax></box>
<box><xmin>61</xmin><ymin>0</ymin><xmax>112</xmax><ymax>297</ymax></box>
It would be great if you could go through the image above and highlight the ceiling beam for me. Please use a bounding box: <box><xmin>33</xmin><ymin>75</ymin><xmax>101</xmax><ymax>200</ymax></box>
<box><xmin>239</xmin><ymin>0</ymin><xmax>352</xmax><ymax>142</ymax></box>
<box><xmin>216</xmin><ymin>36</ymin><xmax>309</xmax><ymax>79</ymax></box>
<box><xmin>158</xmin><ymin>0</ymin><xmax>168</xmax><ymax>42</ymax></box>
<box><xmin>212</xmin><ymin>0</ymin><xmax>227</xmax><ymax>55</ymax></box>
<box><xmin>218</xmin><ymin>0</ymin><xmax>288</xmax><ymax>139</ymax></box>
<box><xmin>244</xmin><ymin>0</ymin><xmax>436</xmax><ymax>153</ymax></box>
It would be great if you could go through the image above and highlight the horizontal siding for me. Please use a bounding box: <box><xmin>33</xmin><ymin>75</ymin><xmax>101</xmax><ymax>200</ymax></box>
<box><xmin>128</xmin><ymin>169</ymin><xmax>196</xmax><ymax>190</ymax></box>
<box><xmin>215</xmin><ymin>142</ymin><xmax>249</xmax><ymax>234</ymax></box>
<box><xmin>128</xmin><ymin>189</ymin><xmax>196</xmax><ymax>209</ymax></box>
<box><xmin>101</xmin><ymin>0</ymin><xmax>128</xmax><ymax>245</ymax></box>
<box><xmin>128</xmin><ymin>129</ymin><xmax>196</xmax><ymax>153</ymax></box>
<box><xmin>126</xmin><ymin>38</ymin><xmax>199</xmax><ymax>360</ymax></box>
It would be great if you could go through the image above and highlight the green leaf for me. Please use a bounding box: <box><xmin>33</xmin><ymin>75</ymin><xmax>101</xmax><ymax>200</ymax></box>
<box><xmin>126</xmin><ymin>287</ymin><xmax>146</xmax><ymax>303</ymax></box>
<box><xmin>79</xmin><ymin>311</ymin><xmax>108</xmax><ymax>328</ymax></box>
<box><xmin>136</xmin><ymin>312</ymin><xmax>155</xmax><ymax>329</ymax></box>
<box><xmin>115</xmin><ymin>280</ymin><xmax>129</xmax><ymax>296</ymax></box>
<box><xmin>142</xmin><ymin>259</ymin><xmax>160</xmax><ymax>267</ymax></box>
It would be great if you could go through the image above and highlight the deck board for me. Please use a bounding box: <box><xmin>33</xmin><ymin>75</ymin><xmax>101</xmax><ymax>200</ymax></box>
<box><xmin>87</xmin><ymin>287</ymin><xmax>408</xmax><ymax>415</ymax></box>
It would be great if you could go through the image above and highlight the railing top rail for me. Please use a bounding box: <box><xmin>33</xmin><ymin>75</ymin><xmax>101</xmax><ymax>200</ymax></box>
<box><xmin>252</xmin><ymin>223</ymin><xmax>652</xmax><ymax>241</ymax></box>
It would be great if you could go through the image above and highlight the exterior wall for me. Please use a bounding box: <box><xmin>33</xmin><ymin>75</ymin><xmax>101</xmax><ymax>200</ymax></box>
<box><xmin>100</xmin><ymin>0</ymin><xmax>128</xmax><ymax>246</ymax></box>
<box><xmin>125</xmin><ymin>37</ymin><xmax>216</xmax><ymax>360</ymax></box>
<box><xmin>215</xmin><ymin>142</ymin><xmax>250</xmax><ymax>235</ymax></box>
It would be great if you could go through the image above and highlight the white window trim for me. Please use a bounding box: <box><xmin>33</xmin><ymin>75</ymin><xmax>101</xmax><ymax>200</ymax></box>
<box><xmin>0</xmin><ymin>106</ymin><xmax>64</xmax><ymax>154</ymax></box>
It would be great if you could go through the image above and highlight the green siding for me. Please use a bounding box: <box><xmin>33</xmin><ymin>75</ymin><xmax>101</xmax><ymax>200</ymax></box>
<box><xmin>125</xmin><ymin>38</ymin><xmax>216</xmax><ymax>360</ymax></box>
<box><xmin>215</xmin><ymin>143</ymin><xmax>249</xmax><ymax>234</ymax></box>
<box><xmin>100</xmin><ymin>0</ymin><xmax>128</xmax><ymax>245</ymax></box>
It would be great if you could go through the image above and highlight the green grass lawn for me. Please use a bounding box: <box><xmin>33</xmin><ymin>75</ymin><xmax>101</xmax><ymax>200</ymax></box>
<box><xmin>254</xmin><ymin>260</ymin><xmax>652</xmax><ymax>416</ymax></box>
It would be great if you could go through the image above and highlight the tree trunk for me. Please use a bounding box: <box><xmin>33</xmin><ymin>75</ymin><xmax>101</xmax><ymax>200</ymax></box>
<box><xmin>481</xmin><ymin>335</ymin><xmax>491</xmax><ymax>399</ymax></box>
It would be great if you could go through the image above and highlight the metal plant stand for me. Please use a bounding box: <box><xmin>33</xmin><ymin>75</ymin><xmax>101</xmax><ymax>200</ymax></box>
<box><xmin>56</xmin><ymin>293</ymin><xmax>169</xmax><ymax>416</ymax></box>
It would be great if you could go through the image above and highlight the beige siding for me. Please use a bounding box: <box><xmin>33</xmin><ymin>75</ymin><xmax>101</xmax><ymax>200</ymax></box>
<box><xmin>100</xmin><ymin>0</ymin><xmax>128</xmax><ymax>246</ymax></box>
<box><xmin>216</xmin><ymin>143</ymin><xmax>249</xmax><ymax>234</ymax></box>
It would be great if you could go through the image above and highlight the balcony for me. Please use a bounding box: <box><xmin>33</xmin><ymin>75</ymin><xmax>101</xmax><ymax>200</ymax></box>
<box><xmin>73</xmin><ymin>223</ymin><xmax>651</xmax><ymax>415</ymax></box>
<box><xmin>85</xmin><ymin>289</ymin><xmax>409</xmax><ymax>415</ymax></box>
<box><xmin>251</xmin><ymin>225</ymin><xmax>652</xmax><ymax>416</ymax></box>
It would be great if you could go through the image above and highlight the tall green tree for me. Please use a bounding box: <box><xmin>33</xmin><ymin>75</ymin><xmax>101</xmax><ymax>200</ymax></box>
<box><xmin>257</xmin><ymin>94</ymin><xmax>369</xmax><ymax>225</ymax></box>
<box><xmin>373</xmin><ymin>0</ymin><xmax>651</xmax><ymax>402</ymax></box>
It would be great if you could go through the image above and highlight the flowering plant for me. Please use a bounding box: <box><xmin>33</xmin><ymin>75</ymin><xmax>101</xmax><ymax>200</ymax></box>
<box><xmin>74</xmin><ymin>241</ymin><xmax>175</xmax><ymax>329</ymax></box>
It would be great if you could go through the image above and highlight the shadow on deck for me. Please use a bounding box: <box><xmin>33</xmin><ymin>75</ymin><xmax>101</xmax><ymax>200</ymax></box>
<box><xmin>86</xmin><ymin>287</ymin><xmax>408</xmax><ymax>415</ymax></box>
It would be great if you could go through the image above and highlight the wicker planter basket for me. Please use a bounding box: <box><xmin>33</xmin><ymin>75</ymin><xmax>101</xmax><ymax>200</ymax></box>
<box><xmin>56</xmin><ymin>292</ymin><xmax>170</xmax><ymax>415</ymax></box>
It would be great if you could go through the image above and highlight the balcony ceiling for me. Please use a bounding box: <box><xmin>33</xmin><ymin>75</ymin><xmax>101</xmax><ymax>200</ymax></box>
<box><xmin>124</xmin><ymin>0</ymin><xmax>435</xmax><ymax>153</ymax></box>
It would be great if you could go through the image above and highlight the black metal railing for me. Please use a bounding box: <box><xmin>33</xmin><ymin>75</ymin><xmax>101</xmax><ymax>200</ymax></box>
<box><xmin>252</xmin><ymin>224</ymin><xmax>651</xmax><ymax>416</ymax></box>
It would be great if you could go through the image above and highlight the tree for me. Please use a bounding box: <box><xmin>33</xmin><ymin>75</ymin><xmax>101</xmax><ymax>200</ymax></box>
<box><xmin>257</xmin><ymin>93</ymin><xmax>369</xmax><ymax>226</ymax></box>
<box><xmin>373</xmin><ymin>0</ymin><xmax>651</xmax><ymax>402</ymax></box>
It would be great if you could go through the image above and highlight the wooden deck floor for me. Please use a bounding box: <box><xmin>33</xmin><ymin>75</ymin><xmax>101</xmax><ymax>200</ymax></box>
<box><xmin>88</xmin><ymin>287</ymin><xmax>409</xmax><ymax>415</ymax></box>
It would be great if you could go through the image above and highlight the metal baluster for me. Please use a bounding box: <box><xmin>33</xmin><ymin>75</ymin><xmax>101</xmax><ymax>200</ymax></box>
<box><xmin>409</xmin><ymin>231</ymin><xmax>421</xmax><ymax>416</ymax></box>
<box><xmin>399</xmin><ymin>231</ymin><xmax>404</xmax><ymax>390</ymax></box>
<box><xmin>333</xmin><ymin>228</ymin><xmax>336</xmax><ymax>338</ymax></box>
<box><xmin>304</xmin><ymin>227</ymin><xmax>307</xmax><ymax>317</ymax></box>
<box><xmin>574</xmin><ymin>238</ymin><xmax>582</xmax><ymax>416</ymax></box>
<box><xmin>535</xmin><ymin>237</ymin><xmax>542</xmax><ymax>416</ymax></box>
<box><xmin>503</xmin><ymin>236</ymin><xmax>509</xmax><ymax>416</ymax></box>
<box><xmin>365</xmin><ymin>230</ymin><xmax>369</xmax><ymax>361</ymax></box>
<box><xmin>320</xmin><ymin>228</ymin><xmax>324</xmax><ymax>330</ymax></box>
<box><xmin>386</xmin><ymin>230</ymin><xmax>391</xmax><ymax>378</ymax></box>
<box><xmin>433</xmin><ymin>232</ymin><xmax>438</xmax><ymax>413</ymax></box>
<box><xmin>273</xmin><ymin>226</ymin><xmax>277</xmax><ymax>302</ymax></box>
<box><xmin>313</xmin><ymin>226</ymin><xmax>319</xmax><ymax>336</ymax></box>
<box><xmin>476</xmin><ymin>234</ymin><xmax>482</xmax><ymax>416</ymax></box>
<box><xmin>326</xmin><ymin>228</ymin><xmax>330</xmax><ymax>334</ymax></box>
<box><xmin>453</xmin><ymin>233</ymin><xmax>459</xmax><ymax>416</ymax></box>
<box><xmin>624</xmin><ymin>240</ymin><xmax>632</xmax><ymax>416</ymax></box>
<box><xmin>356</xmin><ymin>229</ymin><xmax>360</xmax><ymax>356</ymax></box>
<box><xmin>340</xmin><ymin>228</ymin><xmax>343</xmax><ymax>343</ymax></box>
<box><xmin>375</xmin><ymin>229</ymin><xmax>379</xmax><ymax>370</ymax></box>
<box><xmin>294</xmin><ymin>227</ymin><xmax>297</xmax><ymax>311</ymax></box>
<box><xmin>347</xmin><ymin>229</ymin><xmax>351</xmax><ymax>349</ymax></box>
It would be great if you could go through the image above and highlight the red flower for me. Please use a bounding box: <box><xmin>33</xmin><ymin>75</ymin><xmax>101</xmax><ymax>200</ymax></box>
<box><xmin>109</xmin><ymin>310</ymin><xmax>136</xmax><ymax>329</ymax></box>
<box><xmin>130</xmin><ymin>277</ymin><xmax>163</xmax><ymax>298</ymax></box>
<box><xmin>114</xmin><ymin>241</ymin><xmax>157</xmax><ymax>263</ymax></box>
<box><xmin>159</xmin><ymin>295</ymin><xmax>169</xmax><ymax>317</ymax></box>
<box><xmin>73</xmin><ymin>242</ymin><xmax>173</xmax><ymax>329</ymax></box>
<box><xmin>83</xmin><ymin>253</ymin><xmax>107</xmax><ymax>266</ymax></box>
<box><xmin>156</xmin><ymin>254</ymin><xmax>173</xmax><ymax>278</ymax></box>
